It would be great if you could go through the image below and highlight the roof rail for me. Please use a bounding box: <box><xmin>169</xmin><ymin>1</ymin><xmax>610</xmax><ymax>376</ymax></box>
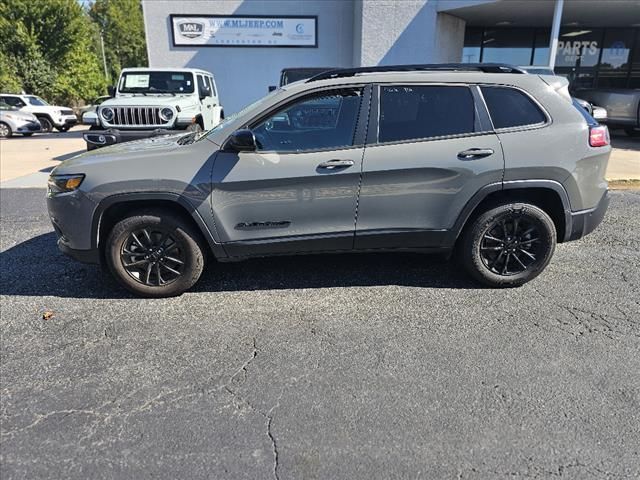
<box><xmin>306</xmin><ymin>63</ymin><xmax>526</xmax><ymax>83</ymax></box>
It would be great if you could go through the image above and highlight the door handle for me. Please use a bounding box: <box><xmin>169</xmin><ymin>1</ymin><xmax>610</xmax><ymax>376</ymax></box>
<box><xmin>457</xmin><ymin>148</ymin><xmax>494</xmax><ymax>160</ymax></box>
<box><xmin>317</xmin><ymin>159</ymin><xmax>355</xmax><ymax>170</ymax></box>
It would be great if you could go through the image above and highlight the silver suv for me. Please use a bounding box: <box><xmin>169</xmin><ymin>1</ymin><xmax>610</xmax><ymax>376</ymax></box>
<box><xmin>46</xmin><ymin>64</ymin><xmax>611</xmax><ymax>297</ymax></box>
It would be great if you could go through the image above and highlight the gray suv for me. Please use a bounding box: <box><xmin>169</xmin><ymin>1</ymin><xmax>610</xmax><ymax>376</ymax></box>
<box><xmin>46</xmin><ymin>64</ymin><xmax>612</xmax><ymax>297</ymax></box>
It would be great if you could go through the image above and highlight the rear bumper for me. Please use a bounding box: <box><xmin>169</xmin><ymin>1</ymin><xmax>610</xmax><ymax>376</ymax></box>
<box><xmin>568</xmin><ymin>190</ymin><xmax>610</xmax><ymax>241</ymax></box>
<box><xmin>84</xmin><ymin>128</ymin><xmax>176</xmax><ymax>148</ymax></box>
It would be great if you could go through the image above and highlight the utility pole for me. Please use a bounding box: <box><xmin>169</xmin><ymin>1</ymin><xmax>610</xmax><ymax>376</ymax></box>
<box><xmin>100</xmin><ymin>30</ymin><xmax>109</xmax><ymax>81</ymax></box>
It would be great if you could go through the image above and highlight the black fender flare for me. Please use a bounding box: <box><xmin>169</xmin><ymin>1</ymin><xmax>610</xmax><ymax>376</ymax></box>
<box><xmin>91</xmin><ymin>192</ymin><xmax>227</xmax><ymax>259</ymax></box>
<box><xmin>445</xmin><ymin>179</ymin><xmax>573</xmax><ymax>246</ymax></box>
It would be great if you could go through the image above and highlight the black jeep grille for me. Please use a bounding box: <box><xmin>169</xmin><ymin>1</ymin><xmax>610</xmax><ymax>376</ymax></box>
<box><xmin>108</xmin><ymin>107</ymin><xmax>164</xmax><ymax>126</ymax></box>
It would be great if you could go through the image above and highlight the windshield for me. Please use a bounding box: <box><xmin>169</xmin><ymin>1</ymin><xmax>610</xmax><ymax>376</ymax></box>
<box><xmin>201</xmin><ymin>89</ymin><xmax>283</xmax><ymax>142</ymax></box>
<box><xmin>119</xmin><ymin>71</ymin><xmax>195</xmax><ymax>94</ymax></box>
<box><xmin>26</xmin><ymin>96</ymin><xmax>49</xmax><ymax>106</ymax></box>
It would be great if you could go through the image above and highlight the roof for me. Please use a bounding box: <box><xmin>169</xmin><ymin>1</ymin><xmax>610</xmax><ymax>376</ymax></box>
<box><xmin>120</xmin><ymin>67</ymin><xmax>214</xmax><ymax>75</ymax></box>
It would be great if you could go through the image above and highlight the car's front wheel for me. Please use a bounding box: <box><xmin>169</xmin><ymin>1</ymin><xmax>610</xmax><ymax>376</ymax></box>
<box><xmin>0</xmin><ymin>121</ymin><xmax>12</xmax><ymax>138</ymax></box>
<box><xmin>460</xmin><ymin>203</ymin><xmax>556</xmax><ymax>288</ymax></box>
<box><xmin>105</xmin><ymin>211</ymin><xmax>206</xmax><ymax>297</ymax></box>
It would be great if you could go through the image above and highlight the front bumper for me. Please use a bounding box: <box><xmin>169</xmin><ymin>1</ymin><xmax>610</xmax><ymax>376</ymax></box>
<box><xmin>56</xmin><ymin>115</ymin><xmax>78</xmax><ymax>128</ymax></box>
<box><xmin>15</xmin><ymin>120</ymin><xmax>41</xmax><ymax>133</ymax></box>
<box><xmin>57</xmin><ymin>238</ymin><xmax>100</xmax><ymax>264</ymax></box>
<box><xmin>568</xmin><ymin>190</ymin><xmax>610</xmax><ymax>241</ymax></box>
<box><xmin>84</xmin><ymin>128</ymin><xmax>177</xmax><ymax>148</ymax></box>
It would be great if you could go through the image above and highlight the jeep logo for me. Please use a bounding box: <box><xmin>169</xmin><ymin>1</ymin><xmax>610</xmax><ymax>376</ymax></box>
<box><xmin>178</xmin><ymin>21</ymin><xmax>205</xmax><ymax>39</ymax></box>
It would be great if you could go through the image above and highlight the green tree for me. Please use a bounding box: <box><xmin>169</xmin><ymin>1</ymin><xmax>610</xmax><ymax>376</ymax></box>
<box><xmin>0</xmin><ymin>0</ymin><xmax>106</xmax><ymax>104</ymax></box>
<box><xmin>0</xmin><ymin>51</ymin><xmax>22</xmax><ymax>93</ymax></box>
<box><xmin>89</xmin><ymin>0</ymin><xmax>148</xmax><ymax>83</ymax></box>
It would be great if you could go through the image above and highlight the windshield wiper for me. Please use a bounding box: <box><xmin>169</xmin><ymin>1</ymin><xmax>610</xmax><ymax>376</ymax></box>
<box><xmin>148</xmin><ymin>88</ymin><xmax>176</xmax><ymax>96</ymax></box>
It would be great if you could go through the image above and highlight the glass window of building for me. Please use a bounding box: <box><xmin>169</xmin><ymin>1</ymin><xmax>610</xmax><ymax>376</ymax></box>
<box><xmin>555</xmin><ymin>29</ymin><xmax>602</xmax><ymax>68</ymax></box>
<box><xmin>532</xmin><ymin>29</ymin><xmax>551</xmax><ymax>66</ymax></box>
<box><xmin>462</xmin><ymin>28</ymin><xmax>482</xmax><ymax>63</ymax></box>
<box><xmin>481</xmin><ymin>28</ymin><xmax>536</xmax><ymax>65</ymax></box>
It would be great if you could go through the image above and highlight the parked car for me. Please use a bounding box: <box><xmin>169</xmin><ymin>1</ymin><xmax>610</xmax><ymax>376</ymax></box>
<box><xmin>574</xmin><ymin>97</ymin><xmax>607</xmax><ymax>122</ymax></box>
<box><xmin>268</xmin><ymin>67</ymin><xmax>334</xmax><ymax>91</ymax></box>
<box><xmin>575</xmin><ymin>88</ymin><xmax>640</xmax><ymax>137</ymax></box>
<box><xmin>0</xmin><ymin>102</ymin><xmax>41</xmax><ymax>138</ymax></box>
<box><xmin>47</xmin><ymin>63</ymin><xmax>611</xmax><ymax>297</ymax></box>
<box><xmin>518</xmin><ymin>67</ymin><xmax>608</xmax><ymax>122</ymax></box>
<box><xmin>83</xmin><ymin>68</ymin><xmax>224</xmax><ymax>151</ymax></box>
<box><xmin>79</xmin><ymin>95</ymin><xmax>111</xmax><ymax>118</ymax></box>
<box><xmin>0</xmin><ymin>94</ymin><xmax>77</xmax><ymax>133</ymax></box>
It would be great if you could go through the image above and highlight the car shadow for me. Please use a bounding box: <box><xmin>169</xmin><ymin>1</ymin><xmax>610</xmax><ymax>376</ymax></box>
<box><xmin>0</xmin><ymin>232</ymin><xmax>477</xmax><ymax>299</ymax></box>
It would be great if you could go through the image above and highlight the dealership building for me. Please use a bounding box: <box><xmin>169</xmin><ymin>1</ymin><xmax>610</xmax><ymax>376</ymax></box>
<box><xmin>141</xmin><ymin>0</ymin><xmax>640</xmax><ymax>113</ymax></box>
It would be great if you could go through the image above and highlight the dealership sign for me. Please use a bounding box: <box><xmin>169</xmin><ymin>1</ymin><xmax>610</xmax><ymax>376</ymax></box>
<box><xmin>171</xmin><ymin>15</ymin><xmax>317</xmax><ymax>47</ymax></box>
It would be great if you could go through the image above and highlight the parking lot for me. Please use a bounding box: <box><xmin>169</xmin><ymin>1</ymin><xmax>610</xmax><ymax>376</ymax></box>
<box><xmin>1</xmin><ymin>181</ymin><xmax>639</xmax><ymax>477</ymax></box>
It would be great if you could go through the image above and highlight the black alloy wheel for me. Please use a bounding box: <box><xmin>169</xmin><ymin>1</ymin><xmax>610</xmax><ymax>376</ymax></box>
<box><xmin>479</xmin><ymin>215</ymin><xmax>541</xmax><ymax>276</ymax></box>
<box><xmin>121</xmin><ymin>227</ymin><xmax>186</xmax><ymax>287</ymax></box>
<box><xmin>460</xmin><ymin>203</ymin><xmax>556</xmax><ymax>287</ymax></box>
<box><xmin>106</xmin><ymin>211</ymin><xmax>205</xmax><ymax>297</ymax></box>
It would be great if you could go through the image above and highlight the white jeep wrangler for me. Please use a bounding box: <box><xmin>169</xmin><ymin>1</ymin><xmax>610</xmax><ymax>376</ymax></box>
<box><xmin>0</xmin><ymin>94</ymin><xmax>78</xmax><ymax>133</ymax></box>
<box><xmin>83</xmin><ymin>68</ymin><xmax>224</xmax><ymax>150</ymax></box>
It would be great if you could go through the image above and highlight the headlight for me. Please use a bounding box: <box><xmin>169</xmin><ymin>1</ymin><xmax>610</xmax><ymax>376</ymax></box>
<box><xmin>47</xmin><ymin>174</ymin><xmax>85</xmax><ymax>195</ymax></box>
<box><xmin>101</xmin><ymin>107</ymin><xmax>114</xmax><ymax>121</ymax></box>
<box><xmin>159</xmin><ymin>107</ymin><xmax>174</xmax><ymax>122</ymax></box>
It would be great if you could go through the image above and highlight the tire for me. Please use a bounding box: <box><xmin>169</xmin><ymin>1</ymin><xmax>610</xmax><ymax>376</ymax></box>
<box><xmin>37</xmin><ymin>116</ymin><xmax>53</xmax><ymax>133</ymax></box>
<box><xmin>0</xmin><ymin>121</ymin><xmax>12</xmax><ymax>138</ymax></box>
<box><xmin>105</xmin><ymin>210</ymin><xmax>206</xmax><ymax>297</ymax></box>
<box><xmin>460</xmin><ymin>202</ymin><xmax>556</xmax><ymax>288</ymax></box>
<box><xmin>86</xmin><ymin>142</ymin><xmax>97</xmax><ymax>151</ymax></box>
<box><xmin>624</xmin><ymin>128</ymin><xmax>640</xmax><ymax>137</ymax></box>
<box><xmin>22</xmin><ymin>132</ymin><xmax>34</xmax><ymax>137</ymax></box>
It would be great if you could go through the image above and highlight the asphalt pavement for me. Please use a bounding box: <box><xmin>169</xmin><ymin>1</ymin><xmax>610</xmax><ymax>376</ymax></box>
<box><xmin>1</xmin><ymin>188</ymin><xmax>639</xmax><ymax>479</ymax></box>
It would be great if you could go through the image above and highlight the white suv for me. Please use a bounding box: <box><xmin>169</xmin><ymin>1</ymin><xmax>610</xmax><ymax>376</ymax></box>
<box><xmin>0</xmin><ymin>94</ymin><xmax>77</xmax><ymax>133</ymax></box>
<box><xmin>82</xmin><ymin>68</ymin><xmax>224</xmax><ymax>150</ymax></box>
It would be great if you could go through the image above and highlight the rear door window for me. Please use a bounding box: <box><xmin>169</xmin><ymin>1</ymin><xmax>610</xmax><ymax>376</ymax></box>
<box><xmin>197</xmin><ymin>75</ymin><xmax>209</xmax><ymax>97</ymax></box>
<box><xmin>206</xmin><ymin>76</ymin><xmax>216</xmax><ymax>97</ymax></box>
<box><xmin>480</xmin><ymin>86</ymin><xmax>546</xmax><ymax>129</ymax></box>
<box><xmin>378</xmin><ymin>85</ymin><xmax>476</xmax><ymax>143</ymax></box>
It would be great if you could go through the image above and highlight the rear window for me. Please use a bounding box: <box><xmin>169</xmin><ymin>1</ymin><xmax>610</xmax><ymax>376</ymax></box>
<box><xmin>481</xmin><ymin>86</ymin><xmax>546</xmax><ymax>129</ymax></box>
<box><xmin>379</xmin><ymin>85</ymin><xmax>476</xmax><ymax>143</ymax></box>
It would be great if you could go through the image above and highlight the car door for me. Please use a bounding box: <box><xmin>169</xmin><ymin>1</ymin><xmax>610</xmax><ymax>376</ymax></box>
<box><xmin>355</xmin><ymin>83</ymin><xmax>504</xmax><ymax>249</ymax></box>
<box><xmin>197</xmin><ymin>74</ymin><xmax>214</xmax><ymax>128</ymax></box>
<box><xmin>210</xmin><ymin>86</ymin><xmax>370</xmax><ymax>257</ymax></box>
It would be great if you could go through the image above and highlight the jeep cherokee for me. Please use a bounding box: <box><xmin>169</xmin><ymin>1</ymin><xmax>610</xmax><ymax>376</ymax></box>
<box><xmin>47</xmin><ymin>64</ymin><xmax>611</xmax><ymax>297</ymax></box>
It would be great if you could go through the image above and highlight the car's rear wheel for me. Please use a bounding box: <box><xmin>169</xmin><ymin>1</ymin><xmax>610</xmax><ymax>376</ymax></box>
<box><xmin>0</xmin><ymin>122</ymin><xmax>12</xmax><ymax>138</ymax></box>
<box><xmin>37</xmin><ymin>116</ymin><xmax>53</xmax><ymax>133</ymax></box>
<box><xmin>460</xmin><ymin>203</ymin><xmax>556</xmax><ymax>288</ymax></box>
<box><xmin>105</xmin><ymin>211</ymin><xmax>205</xmax><ymax>297</ymax></box>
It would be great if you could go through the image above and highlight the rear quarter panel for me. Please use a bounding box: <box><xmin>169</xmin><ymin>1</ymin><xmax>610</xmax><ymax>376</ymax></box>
<box><xmin>498</xmin><ymin>76</ymin><xmax>610</xmax><ymax>211</ymax></box>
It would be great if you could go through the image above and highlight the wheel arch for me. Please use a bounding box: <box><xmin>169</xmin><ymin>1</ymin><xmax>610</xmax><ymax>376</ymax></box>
<box><xmin>92</xmin><ymin>193</ymin><xmax>226</xmax><ymax>260</ymax></box>
<box><xmin>449</xmin><ymin>180</ymin><xmax>573</xmax><ymax>246</ymax></box>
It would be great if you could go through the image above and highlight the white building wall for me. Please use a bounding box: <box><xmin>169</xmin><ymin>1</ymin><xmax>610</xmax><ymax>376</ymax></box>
<box><xmin>142</xmin><ymin>0</ymin><xmax>355</xmax><ymax>114</ymax></box>
<box><xmin>141</xmin><ymin>0</ymin><xmax>469</xmax><ymax>113</ymax></box>
<box><xmin>354</xmin><ymin>0</ymin><xmax>465</xmax><ymax>66</ymax></box>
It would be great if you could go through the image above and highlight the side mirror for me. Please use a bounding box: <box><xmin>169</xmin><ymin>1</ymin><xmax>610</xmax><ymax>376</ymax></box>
<box><xmin>224</xmin><ymin>129</ymin><xmax>256</xmax><ymax>152</ymax></box>
<box><xmin>268</xmin><ymin>85</ymin><xmax>277</xmax><ymax>92</ymax></box>
<box><xmin>107</xmin><ymin>85</ymin><xmax>116</xmax><ymax>97</ymax></box>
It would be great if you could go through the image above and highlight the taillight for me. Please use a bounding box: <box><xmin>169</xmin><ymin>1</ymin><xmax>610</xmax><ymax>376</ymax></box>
<box><xmin>589</xmin><ymin>125</ymin><xmax>609</xmax><ymax>147</ymax></box>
